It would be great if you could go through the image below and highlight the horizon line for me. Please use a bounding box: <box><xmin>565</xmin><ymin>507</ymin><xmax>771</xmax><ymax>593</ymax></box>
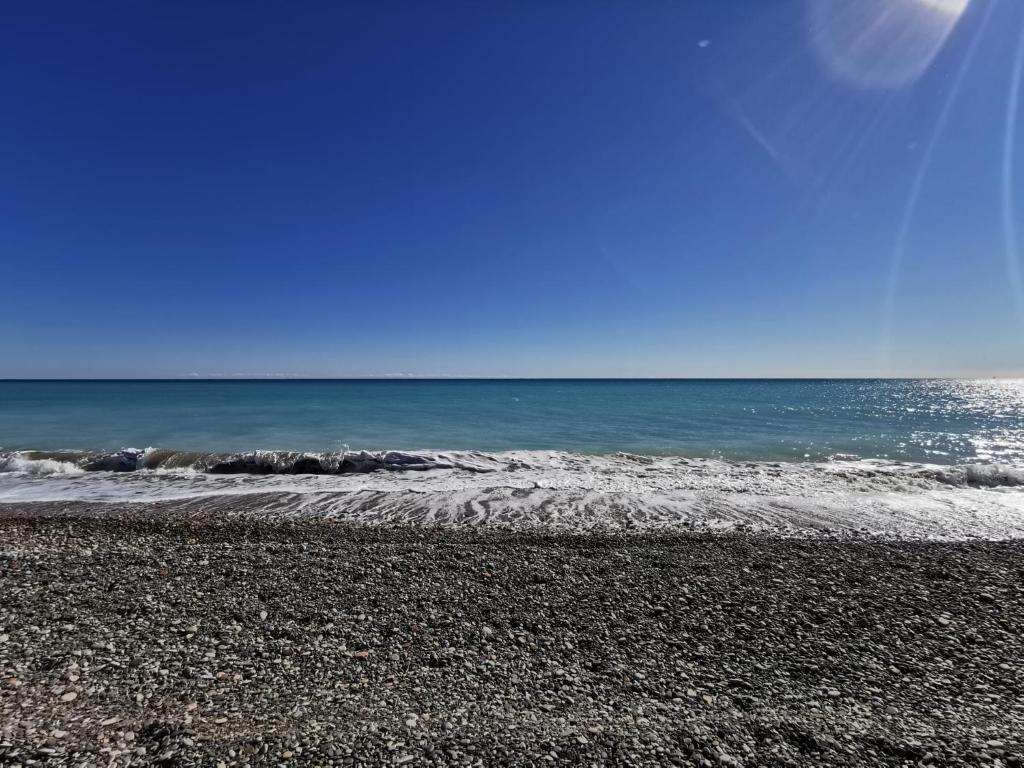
<box><xmin>0</xmin><ymin>375</ymin><xmax>1017</xmax><ymax>382</ymax></box>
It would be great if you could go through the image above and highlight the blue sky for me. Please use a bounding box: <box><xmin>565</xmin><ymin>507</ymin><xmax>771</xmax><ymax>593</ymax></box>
<box><xmin>2</xmin><ymin>0</ymin><xmax>1023</xmax><ymax>377</ymax></box>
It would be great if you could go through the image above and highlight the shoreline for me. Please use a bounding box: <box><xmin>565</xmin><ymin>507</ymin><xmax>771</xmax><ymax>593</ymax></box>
<box><xmin>3</xmin><ymin>451</ymin><xmax>1024</xmax><ymax>541</ymax></box>
<box><xmin>1</xmin><ymin>509</ymin><xmax>1022</xmax><ymax>766</ymax></box>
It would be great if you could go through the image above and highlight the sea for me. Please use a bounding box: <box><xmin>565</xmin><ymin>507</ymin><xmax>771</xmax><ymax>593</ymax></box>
<box><xmin>1</xmin><ymin>379</ymin><xmax>1023</xmax><ymax>538</ymax></box>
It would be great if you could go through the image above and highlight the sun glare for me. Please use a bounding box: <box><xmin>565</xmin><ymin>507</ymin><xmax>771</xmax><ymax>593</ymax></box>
<box><xmin>915</xmin><ymin>0</ymin><xmax>970</xmax><ymax>17</ymax></box>
<box><xmin>809</xmin><ymin>0</ymin><xmax>972</xmax><ymax>89</ymax></box>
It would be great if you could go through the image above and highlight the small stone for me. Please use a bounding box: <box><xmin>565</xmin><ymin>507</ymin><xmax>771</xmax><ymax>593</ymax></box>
<box><xmin>60</xmin><ymin>691</ymin><xmax>78</xmax><ymax>702</ymax></box>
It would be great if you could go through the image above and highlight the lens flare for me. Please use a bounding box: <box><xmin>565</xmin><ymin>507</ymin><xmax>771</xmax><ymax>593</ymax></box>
<box><xmin>1001</xmin><ymin>21</ymin><xmax>1024</xmax><ymax>332</ymax></box>
<box><xmin>916</xmin><ymin>0</ymin><xmax>970</xmax><ymax>16</ymax></box>
<box><xmin>809</xmin><ymin>0</ymin><xmax>971</xmax><ymax>89</ymax></box>
<box><xmin>879</xmin><ymin>0</ymin><xmax>993</xmax><ymax>365</ymax></box>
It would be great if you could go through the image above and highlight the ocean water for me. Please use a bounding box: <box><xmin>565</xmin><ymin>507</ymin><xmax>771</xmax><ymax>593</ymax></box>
<box><xmin>1</xmin><ymin>378</ymin><xmax>1022</xmax><ymax>462</ymax></box>
<box><xmin>2</xmin><ymin>379</ymin><xmax>1023</xmax><ymax>537</ymax></box>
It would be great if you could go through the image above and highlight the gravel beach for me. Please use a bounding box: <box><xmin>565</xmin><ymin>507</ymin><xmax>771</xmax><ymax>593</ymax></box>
<box><xmin>1</xmin><ymin>505</ymin><xmax>1022</xmax><ymax>766</ymax></box>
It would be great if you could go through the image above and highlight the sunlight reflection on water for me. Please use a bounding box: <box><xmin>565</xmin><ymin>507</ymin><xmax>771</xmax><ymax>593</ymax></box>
<box><xmin>0</xmin><ymin>379</ymin><xmax>1021</xmax><ymax>464</ymax></box>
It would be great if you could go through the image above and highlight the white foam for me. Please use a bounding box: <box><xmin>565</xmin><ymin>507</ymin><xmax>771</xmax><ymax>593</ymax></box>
<box><xmin>0</xmin><ymin>453</ymin><xmax>85</xmax><ymax>477</ymax></box>
<box><xmin>1</xmin><ymin>451</ymin><xmax>1022</xmax><ymax>540</ymax></box>
<box><xmin>931</xmin><ymin>463</ymin><xmax>1024</xmax><ymax>488</ymax></box>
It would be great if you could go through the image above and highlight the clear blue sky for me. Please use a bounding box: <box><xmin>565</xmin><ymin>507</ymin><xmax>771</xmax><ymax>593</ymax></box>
<box><xmin>2</xmin><ymin>0</ymin><xmax>1022</xmax><ymax>378</ymax></box>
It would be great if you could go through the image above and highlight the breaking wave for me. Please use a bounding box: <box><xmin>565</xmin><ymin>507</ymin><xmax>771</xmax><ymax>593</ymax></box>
<box><xmin>0</xmin><ymin>448</ymin><xmax>508</xmax><ymax>476</ymax></box>
<box><xmin>2</xmin><ymin>448</ymin><xmax>1023</xmax><ymax>539</ymax></box>
<box><xmin>2</xmin><ymin>447</ymin><xmax>1023</xmax><ymax>487</ymax></box>
<box><xmin>0</xmin><ymin>454</ymin><xmax>85</xmax><ymax>476</ymax></box>
<box><xmin>927</xmin><ymin>463</ymin><xmax>1024</xmax><ymax>488</ymax></box>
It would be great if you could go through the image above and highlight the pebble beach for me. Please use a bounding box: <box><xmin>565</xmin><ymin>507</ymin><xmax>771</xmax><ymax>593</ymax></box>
<box><xmin>1</xmin><ymin>504</ymin><xmax>1022</xmax><ymax>767</ymax></box>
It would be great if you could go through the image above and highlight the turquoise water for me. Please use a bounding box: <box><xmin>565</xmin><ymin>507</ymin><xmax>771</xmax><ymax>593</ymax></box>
<box><xmin>1</xmin><ymin>379</ymin><xmax>1022</xmax><ymax>464</ymax></box>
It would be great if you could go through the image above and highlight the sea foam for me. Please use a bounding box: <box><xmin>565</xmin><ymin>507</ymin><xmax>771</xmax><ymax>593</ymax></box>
<box><xmin>1</xmin><ymin>449</ymin><xmax>1023</xmax><ymax>539</ymax></box>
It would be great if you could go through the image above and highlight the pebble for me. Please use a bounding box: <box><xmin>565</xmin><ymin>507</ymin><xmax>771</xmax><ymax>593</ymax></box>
<box><xmin>0</xmin><ymin>518</ymin><xmax>1020</xmax><ymax>767</ymax></box>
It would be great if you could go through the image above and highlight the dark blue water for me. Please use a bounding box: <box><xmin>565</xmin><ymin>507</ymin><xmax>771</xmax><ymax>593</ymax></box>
<box><xmin>1</xmin><ymin>379</ymin><xmax>1022</xmax><ymax>464</ymax></box>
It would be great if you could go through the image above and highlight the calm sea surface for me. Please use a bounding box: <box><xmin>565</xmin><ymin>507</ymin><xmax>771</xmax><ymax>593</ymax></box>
<box><xmin>1</xmin><ymin>379</ymin><xmax>1022</xmax><ymax>464</ymax></box>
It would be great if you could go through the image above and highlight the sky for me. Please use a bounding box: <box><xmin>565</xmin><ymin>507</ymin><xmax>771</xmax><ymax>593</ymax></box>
<box><xmin>2</xmin><ymin>0</ymin><xmax>1023</xmax><ymax>378</ymax></box>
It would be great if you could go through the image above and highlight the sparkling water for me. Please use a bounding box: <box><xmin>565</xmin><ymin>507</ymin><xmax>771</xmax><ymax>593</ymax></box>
<box><xmin>1</xmin><ymin>378</ymin><xmax>1022</xmax><ymax>464</ymax></box>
